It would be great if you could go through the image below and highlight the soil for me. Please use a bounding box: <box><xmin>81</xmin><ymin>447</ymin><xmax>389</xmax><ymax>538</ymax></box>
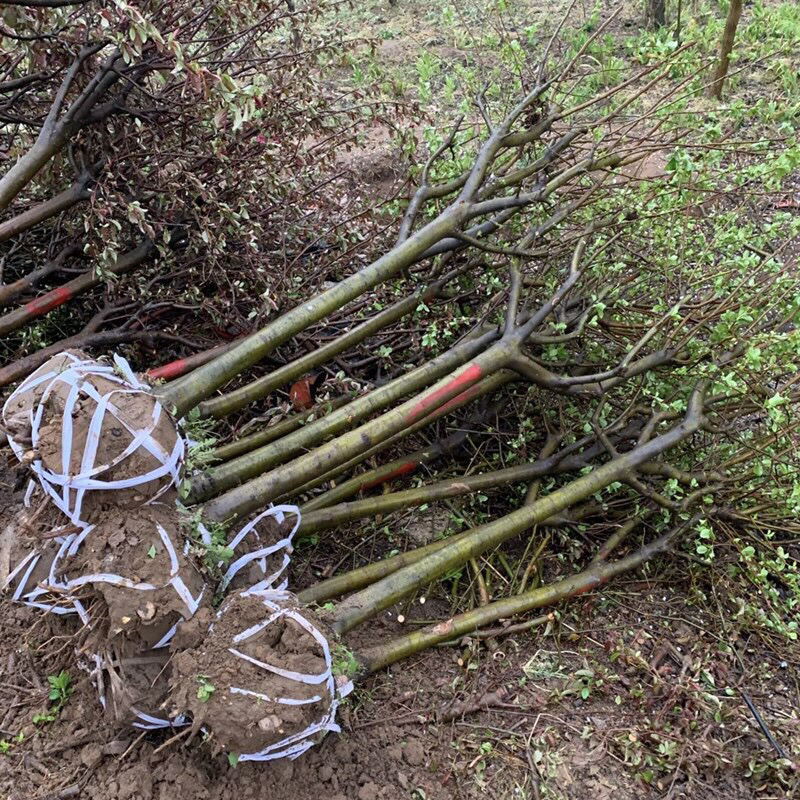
<box><xmin>170</xmin><ymin>591</ymin><xmax>335</xmax><ymax>758</ymax></box>
<box><xmin>57</xmin><ymin>500</ymin><xmax>208</xmax><ymax>644</ymax></box>
<box><xmin>2</xmin><ymin>575</ymin><xmax>796</xmax><ymax>800</ymax></box>
<box><xmin>1</xmin><ymin>453</ymin><xmax>796</xmax><ymax>800</ymax></box>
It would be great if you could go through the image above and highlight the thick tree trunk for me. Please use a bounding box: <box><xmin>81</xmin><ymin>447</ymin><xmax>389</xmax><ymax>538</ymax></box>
<box><xmin>709</xmin><ymin>0</ymin><xmax>744</xmax><ymax>100</ymax></box>
<box><xmin>647</xmin><ymin>0</ymin><xmax>666</xmax><ymax>28</ymax></box>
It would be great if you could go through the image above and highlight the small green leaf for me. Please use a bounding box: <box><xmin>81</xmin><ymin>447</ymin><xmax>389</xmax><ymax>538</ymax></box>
<box><xmin>147</xmin><ymin>545</ymin><xmax>157</xmax><ymax>558</ymax></box>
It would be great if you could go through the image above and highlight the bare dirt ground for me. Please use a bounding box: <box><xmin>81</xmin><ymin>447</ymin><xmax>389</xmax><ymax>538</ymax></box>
<box><xmin>1</xmin><ymin>470</ymin><xmax>797</xmax><ymax>800</ymax></box>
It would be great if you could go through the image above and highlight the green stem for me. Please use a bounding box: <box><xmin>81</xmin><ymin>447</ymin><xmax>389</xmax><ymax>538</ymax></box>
<box><xmin>211</xmin><ymin>393</ymin><xmax>356</xmax><ymax>463</ymax></box>
<box><xmin>162</xmin><ymin>209</ymin><xmax>465</xmax><ymax>417</ymax></box>
<box><xmin>202</xmin><ymin>336</ymin><xmax>517</xmax><ymax>521</ymax></box>
<box><xmin>161</xmin><ymin>86</ymin><xmax>551</xmax><ymax>418</ymax></box>
<box><xmin>196</xmin><ymin>269</ymin><xmax>465</xmax><ymax>419</ymax></box>
<box><xmin>282</xmin><ymin>372</ymin><xmax>513</xmax><ymax>504</ymax></box>
<box><xmin>300</xmin><ymin>374</ymin><xmax>513</xmax><ymax>511</ymax></box>
<box><xmin>189</xmin><ymin>330</ymin><xmax>498</xmax><ymax>505</ymax></box>
<box><xmin>296</xmin><ymin>499</ymin><xmax>591</xmax><ymax>607</ymax></box>
<box><xmin>330</xmin><ymin>383</ymin><xmax>706</xmax><ymax>634</ymax></box>
<box><xmin>295</xmin><ymin>428</ymin><xmax>611</xmax><ymax>535</ymax></box>
<box><xmin>358</xmin><ymin>515</ymin><xmax>697</xmax><ymax>672</ymax></box>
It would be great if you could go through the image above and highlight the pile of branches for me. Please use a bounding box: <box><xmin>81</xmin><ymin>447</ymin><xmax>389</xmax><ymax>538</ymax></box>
<box><xmin>0</xmin><ymin>0</ymin><xmax>404</xmax><ymax>383</ymax></box>
<box><xmin>2</xmin><ymin>0</ymin><xmax>800</xmax><ymax>767</ymax></box>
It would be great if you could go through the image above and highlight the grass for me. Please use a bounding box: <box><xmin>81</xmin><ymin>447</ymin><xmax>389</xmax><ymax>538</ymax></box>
<box><xmin>196</xmin><ymin>675</ymin><xmax>216</xmax><ymax>703</ymax></box>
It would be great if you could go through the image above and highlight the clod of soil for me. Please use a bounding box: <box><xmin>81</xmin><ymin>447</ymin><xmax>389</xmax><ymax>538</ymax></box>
<box><xmin>2</xmin><ymin>350</ymin><xmax>183</xmax><ymax>524</ymax></box>
<box><xmin>169</xmin><ymin>590</ymin><xmax>337</xmax><ymax>759</ymax></box>
<box><xmin>56</xmin><ymin>501</ymin><xmax>207</xmax><ymax>644</ymax></box>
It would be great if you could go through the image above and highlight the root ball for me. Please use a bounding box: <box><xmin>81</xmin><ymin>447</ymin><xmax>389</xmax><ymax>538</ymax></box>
<box><xmin>170</xmin><ymin>590</ymin><xmax>341</xmax><ymax>761</ymax></box>
<box><xmin>2</xmin><ymin>351</ymin><xmax>184</xmax><ymax>526</ymax></box>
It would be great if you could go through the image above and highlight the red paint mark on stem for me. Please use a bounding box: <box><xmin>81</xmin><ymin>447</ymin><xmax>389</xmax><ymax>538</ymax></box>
<box><xmin>146</xmin><ymin>358</ymin><xmax>188</xmax><ymax>381</ymax></box>
<box><xmin>570</xmin><ymin>576</ymin><xmax>604</xmax><ymax>597</ymax></box>
<box><xmin>24</xmin><ymin>286</ymin><xmax>72</xmax><ymax>316</ymax></box>
<box><xmin>405</xmin><ymin>363</ymin><xmax>483</xmax><ymax>425</ymax></box>
<box><xmin>361</xmin><ymin>460</ymin><xmax>418</xmax><ymax>491</ymax></box>
<box><xmin>436</xmin><ymin>381</ymin><xmax>484</xmax><ymax>415</ymax></box>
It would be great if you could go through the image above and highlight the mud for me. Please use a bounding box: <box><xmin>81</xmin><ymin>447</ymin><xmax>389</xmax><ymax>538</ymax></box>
<box><xmin>169</xmin><ymin>591</ymin><xmax>334</xmax><ymax>757</ymax></box>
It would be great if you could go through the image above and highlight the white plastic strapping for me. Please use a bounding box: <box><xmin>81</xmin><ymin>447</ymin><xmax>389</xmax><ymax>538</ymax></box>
<box><xmin>2</xmin><ymin>353</ymin><xmax>184</xmax><ymax>527</ymax></box>
<box><xmin>3</xmin><ymin>530</ymin><xmax>92</xmax><ymax>624</ymax></box>
<box><xmin>206</xmin><ymin>504</ymin><xmax>301</xmax><ymax>594</ymax></box>
<box><xmin>223</xmin><ymin>588</ymin><xmax>352</xmax><ymax>763</ymax></box>
<box><xmin>46</xmin><ymin>521</ymin><xmax>204</xmax><ymax>647</ymax></box>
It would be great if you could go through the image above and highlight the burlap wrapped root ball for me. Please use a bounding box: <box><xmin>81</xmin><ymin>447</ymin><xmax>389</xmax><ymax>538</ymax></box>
<box><xmin>169</xmin><ymin>589</ymin><xmax>346</xmax><ymax>762</ymax></box>
<box><xmin>1</xmin><ymin>350</ymin><xmax>184</xmax><ymax>526</ymax></box>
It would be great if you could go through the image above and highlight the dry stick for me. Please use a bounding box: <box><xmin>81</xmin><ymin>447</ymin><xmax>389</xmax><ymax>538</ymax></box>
<box><xmin>468</xmin><ymin>612</ymin><xmax>554</xmax><ymax>642</ymax></box>
<box><xmin>293</xmin><ymin>423</ymin><xmax>636</xmax><ymax>536</ymax></box>
<box><xmin>358</xmin><ymin>514</ymin><xmax>700</xmax><ymax>672</ymax></box>
<box><xmin>212</xmin><ymin>394</ymin><xmax>356</xmax><ymax>463</ymax></box>
<box><xmin>189</xmin><ymin>328</ymin><xmax>499</xmax><ymax>504</ymax></box>
<box><xmin>160</xmin><ymin>83</ymin><xmax>552</xmax><ymax>417</ymax></box>
<box><xmin>329</xmin><ymin>383</ymin><xmax>707</xmax><ymax>634</ymax></box>
<box><xmin>284</xmin><ymin>372</ymin><xmax>516</xmax><ymax>504</ymax></box>
<box><xmin>300</xmin><ymin>397</ymin><xmax>507</xmax><ymax>511</ymax></box>
<box><xmin>196</xmin><ymin>264</ymin><xmax>470</xmax><ymax>419</ymax></box>
<box><xmin>590</xmin><ymin>515</ymin><xmax>646</xmax><ymax>565</ymax></box>
<box><xmin>517</xmin><ymin>433</ymin><xmax>562</xmax><ymax>593</ymax></box>
<box><xmin>0</xmin><ymin>240</ymin><xmax>154</xmax><ymax>337</ymax></box>
<box><xmin>0</xmin><ymin>242</ymin><xmax>81</xmax><ymax>308</ymax></box>
<box><xmin>0</xmin><ymin>175</ymin><xmax>91</xmax><ymax>244</ymax></box>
